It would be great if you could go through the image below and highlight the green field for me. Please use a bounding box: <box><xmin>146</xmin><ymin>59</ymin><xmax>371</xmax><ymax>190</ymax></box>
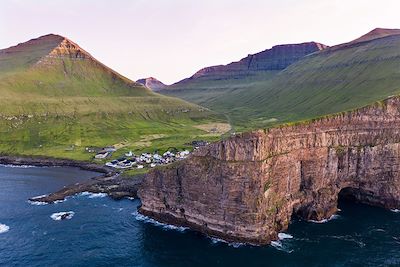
<box><xmin>163</xmin><ymin>33</ymin><xmax>400</xmax><ymax>131</ymax></box>
<box><xmin>0</xmin><ymin>34</ymin><xmax>226</xmax><ymax>161</ymax></box>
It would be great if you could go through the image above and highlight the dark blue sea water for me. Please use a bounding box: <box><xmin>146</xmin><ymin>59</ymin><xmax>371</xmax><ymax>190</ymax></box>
<box><xmin>0</xmin><ymin>165</ymin><xmax>400</xmax><ymax>267</ymax></box>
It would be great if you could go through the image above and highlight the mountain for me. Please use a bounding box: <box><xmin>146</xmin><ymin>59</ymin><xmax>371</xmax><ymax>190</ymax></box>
<box><xmin>0</xmin><ymin>34</ymin><xmax>222</xmax><ymax>160</ymax></box>
<box><xmin>162</xmin><ymin>28</ymin><xmax>400</xmax><ymax>131</ymax></box>
<box><xmin>0</xmin><ymin>34</ymin><xmax>150</xmax><ymax>97</ymax></box>
<box><xmin>161</xmin><ymin>41</ymin><xmax>327</xmax><ymax>127</ymax></box>
<box><xmin>177</xmin><ymin>42</ymin><xmax>327</xmax><ymax>82</ymax></box>
<box><xmin>136</xmin><ymin>77</ymin><xmax>166</xmax><ymax>91</ymax></box>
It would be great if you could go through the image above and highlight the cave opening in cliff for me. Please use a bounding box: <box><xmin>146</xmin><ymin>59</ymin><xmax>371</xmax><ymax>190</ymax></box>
<box><xmin>337</xmin><ymin>187</ymin><xmax>376</xmax><ymax>208</ymax></box>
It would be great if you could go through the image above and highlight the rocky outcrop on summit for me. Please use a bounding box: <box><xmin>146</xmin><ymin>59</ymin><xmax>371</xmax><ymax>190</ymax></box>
<box><xmin>139</xmin><ymin>96</ymin><xmax>400</xmax><ymax>245</ymax></box>
<box><xmin>137</xmin><ymin>77</ymin><xmax>166</xmax><ymax>91</ymax></box>
<box><xmin>175</xmin><ymin>42</ymin><xmax>327</xmax><ymax>83</ymax></box>
<box><xmin>47</xmin><ymin>38</ymin><xmax>93</xmax><ymax>59</ymax></box>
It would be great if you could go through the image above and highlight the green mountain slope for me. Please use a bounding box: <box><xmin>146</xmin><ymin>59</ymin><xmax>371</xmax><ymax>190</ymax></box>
<box><xmin>0</xmin><ymin>34</ymin><xmax>224</xmax><ymax>160</ymax></box>
<box><xmin>163</xmin><ymin>28</ymin><xmax>400</xmax><ymax>130</ymax></box>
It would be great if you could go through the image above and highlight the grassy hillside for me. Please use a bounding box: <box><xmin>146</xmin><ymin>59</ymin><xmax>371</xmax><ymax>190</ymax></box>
<box><xmin>163</xmin><ymin>71</ymin><xmax>278</xmax><ymax>109</ymax></box>
<box><xmin>0</xmin><ymin>34</ymin><xmax>225</xmax><ymax>160</ymax></box>
<box><xmin>163</xmin><ymin>30</ymin><xmax>400</xmax><ymax>131</ymax></box>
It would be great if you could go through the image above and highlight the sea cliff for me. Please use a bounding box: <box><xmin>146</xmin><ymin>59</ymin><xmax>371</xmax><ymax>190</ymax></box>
<box><xmin>139</xmin><ymin>96</ymin><xmax>400</xmax><ymax>244</ymax></box>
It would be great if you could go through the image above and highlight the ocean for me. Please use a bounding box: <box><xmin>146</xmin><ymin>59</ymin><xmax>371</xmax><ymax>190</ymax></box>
<box><xmin>0</xmin><ymin>165</ymin><xmax>399</xmax><ymax>267</ymax></box>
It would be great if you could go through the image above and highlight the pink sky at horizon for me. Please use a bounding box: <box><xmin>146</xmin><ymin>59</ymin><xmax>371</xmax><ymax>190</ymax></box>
<box><xmin>1</xmin><ymin>0</ymin><xmax>400</xmax><ymax>84</ymax></box>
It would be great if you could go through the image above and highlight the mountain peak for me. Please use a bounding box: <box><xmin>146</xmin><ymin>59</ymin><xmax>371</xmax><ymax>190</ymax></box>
<box><xmin>137</xmin><ymin>77</ymin><xmax>166</xmax><ymax>91</ymax></box>
<box><xmin>47</xmin><ymin>36</ymin><xmax>93</xmax><ymax>60</ymax></box>
<box><xmin>351</xmin><ymin>28</ymin><xmax>400</xmax><ymax>44</ymax></box>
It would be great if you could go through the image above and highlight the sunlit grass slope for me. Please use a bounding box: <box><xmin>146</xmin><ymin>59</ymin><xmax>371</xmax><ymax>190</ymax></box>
<box><xmin>0</xmin><ymin>34</ymin><xmax>224</xmax><ymax>160</ymax></box>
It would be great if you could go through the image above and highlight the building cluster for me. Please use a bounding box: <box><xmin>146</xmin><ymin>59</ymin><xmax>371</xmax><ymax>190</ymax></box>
<box><xmin>91</xmin><ymin>140</ymin><xmax>210</xmax><ymax>170</ymax></box>
<box><xmin>105</xmin><ymin>150</ymin><xmax>190</xmax><ymax>169</ymax></box>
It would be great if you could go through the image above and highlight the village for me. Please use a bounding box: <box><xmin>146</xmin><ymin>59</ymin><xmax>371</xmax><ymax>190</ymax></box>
<box><xmin>92</xmin><ymin>140</ymin><xmax>209</xmax><ymax>170</ymax></box>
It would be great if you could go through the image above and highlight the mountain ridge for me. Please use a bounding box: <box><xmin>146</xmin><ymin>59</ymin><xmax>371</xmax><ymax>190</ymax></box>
<box><xmin>161</xmin><ymin>28</ymin><xmax>400</xmax><ymax>130</ymax></box>
<box><xmin>169</xmin><ymin>41</ymin><xmax>327</xmax><ymax>87</ymax></box>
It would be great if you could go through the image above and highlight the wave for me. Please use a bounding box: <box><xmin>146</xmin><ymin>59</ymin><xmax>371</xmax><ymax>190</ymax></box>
<box><xmin>50</xmin><ymin>211</ymin><xmax>75</xmax><ymax>221</ymax></box>
<box><xmin>88</xmin><ymin>193</ymin><xmax>107</xmax><ymax>198</ymax></box>
<box><xmin>270</xmin><ymin>240</ymin><xmax>294</xmax><ymax>253</ymax></box>
<box><xmin>132</xmin><ymin>211</ymin><xmax>187</xmax><ymax>233</ymax></box>
<box><xmin>77</xmin><ymin>192</ymin><xmax>107</xmax><ymax>199</ymax></box>
<box><xmin>0</xmin><ymin>224</ymin><xmax>10</xmax><ymax>234</ymax></box>
<box><xmin>270</xmin><ymin>240</ymin><xmax>283</xmax><ymax>248</ymax></box>
<box><xmin>0</xmin><ymin>164</ymin><xmax>37</xmax><ymax>168</ymax></box>
<box><xmin>28</xmin><ymin>194</ymin><xmax>50</xmax><ymax>205</ymax></box>
<box><xmin>31</xmin><ymin>194</ymin><xmax>48</xmax><ymax>199</ymax></box>
<box><xmin>391</xmin><ymin>209</ymin><xmax>400</xmax><ymax>213</ymax></box>
<box><xmin>28</xmin><ymin>200</ymin><xmax>48</xmax><ymax>206</ymax></box>
<box><xmin>278</xmin><ymin>232</ymin><xmax>293</xmax><ymax>240</ymax></box>
<box><xmin>210</xmin><ymin>237</ymin><xmax>244</xmax><ymax>248</ymax></box>
<box><xmin>309</xmin><ymin>214</ymin><xmax>340</xmax><ymax>224</ymax></box>
<box><xmin>270</xmin><ymin>232</ymin><xmax>295</xmax><ymax>253</ymax></box>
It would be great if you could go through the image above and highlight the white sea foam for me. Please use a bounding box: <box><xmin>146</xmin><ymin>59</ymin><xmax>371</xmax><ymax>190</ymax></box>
<box><xmin>270</xmin><ymin>240</ymin><xmax>283</xmax><ymax>248</ymax></box>
<box><xmin>88</xmin><ymin>193</ymin><xmax>107</xmax><ymax>198</ymax></box>
<box><xmin>28</xmin><ymin>194</ymin><xmax>50</xmax><ymax>205</ymax></box>
<box><xmin>77</xmin><ymin>192</ymin><xmax>91</xmax><ymax>197</ymax></box>
<box><xmin>127</xmin><ymin>197</ymin><xmax>135</xmax><ymax>200</ymax></box>
<box><xmin>278</xmin><ymin>233</ymin><xmax>293</xmax><ymax>240</ymax></box>
<box><xmin>270</xmin><ymin>239</ymin><xmax>294</xmax><ymax>253</ymax></box>
<box><xmin>31</xmin><ymin>194</ymin><xmax>48</xmax><ymax>200</ymax></box>
<box><xmin>0</xmin><ymin>224</ymin><xmax>10</xmax><ymax>234</ymax></box>
<box><xmin>132</xmin><ymin>211</ymin><xmax>188</xmax><ymax>232</ymax></box>
<box><xmin>270</xmin><ymin>232</ymin><xmax>295</xmax><ymax>253</ymax></box>
<box><xmin>309</xmin><ymin>214</ymin><xmax>340</xmax><ymax>224</ymax></box>
<box><xmin>0</xmin><ymin>164</ymin><xmax>37</xmax><ymax>168</ymax></box>
<box><xmin>50</xmin><ymin>211</ymin><xmax>75</xmax><ymax>221</ymax></box>
<box><xmin>391</xmin><ymin>209</ymin><xmax>400</xmax><ymax>213</ymax></box>
<box><xmin>209</xmin><ymin>237</ymin><xmax>244</xmax><ymax>248</ymax></box>
<box><xmin>28</xmin><ymin>200</ymin><xmax>48</xmax><ymax>206</ymax></box>
<box><xmin>77</xmin><ymin>192</ymin><xmax>107</xmax><ymax>199</ymax></box>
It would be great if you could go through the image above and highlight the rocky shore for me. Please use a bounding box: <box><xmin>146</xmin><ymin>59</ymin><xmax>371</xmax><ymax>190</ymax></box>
<box><xmin>0</xmin><ymin>155</ymin><xmax>113</xmax><ymax>174</ymax></box>
<box><xmin>30</xmin><ymin>173</ymin><xmax>144</xmax><ymax>203</ymax></box>
<box><xmin>0</xmin><ymin>155</ymin><xmax>143</xmax><ymax>203</ymax></box>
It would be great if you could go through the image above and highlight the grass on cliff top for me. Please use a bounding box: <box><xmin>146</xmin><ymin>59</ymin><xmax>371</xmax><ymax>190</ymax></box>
<box><xmin>163</xmin><ymin>35</ymin><xmax>400</xmax><ymax>132</ymax></box>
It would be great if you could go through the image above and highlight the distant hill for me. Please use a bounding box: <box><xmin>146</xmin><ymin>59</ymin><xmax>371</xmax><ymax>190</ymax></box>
<box><xmin>0</xmin><ymin>34</ymin><xmax>223</xmax><ymax>160</ymax></box>
<box><xmin>137</xmin><ymin>77</ymin><xmax>166</xmax><ymax>91</ymax></box>
<box><xmin>162</xmin><ymin>28</ymin><xmax>400</xmax><ymax>131</ymax></box>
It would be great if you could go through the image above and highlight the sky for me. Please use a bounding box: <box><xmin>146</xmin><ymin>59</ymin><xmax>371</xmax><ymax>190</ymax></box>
<box><xmin>1</xmin><ymin>0</ymin><xmax>399</xmax><ymax>84</ymax></box>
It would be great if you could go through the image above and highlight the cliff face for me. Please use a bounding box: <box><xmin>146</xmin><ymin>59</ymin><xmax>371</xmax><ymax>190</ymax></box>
<box><xmin>139</xmin><ymin>96</ymin><xmax>400</xmax><ymax>244</ymax></box>
<box><xmin>186</xmin><ymin>42</ymin><xmax>327</xmax><ymax>80</ymax></box>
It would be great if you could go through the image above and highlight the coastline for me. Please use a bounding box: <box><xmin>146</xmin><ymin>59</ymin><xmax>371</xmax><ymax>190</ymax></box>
<box><xmin>0</xmin><ymin>155</ymin><xmax>114</xmax><ymax>174</ymax></box>
<box><xmin>0</xmin><ymin>155</ymin><xmax>144</xmax><ymax>203</ymax></box>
